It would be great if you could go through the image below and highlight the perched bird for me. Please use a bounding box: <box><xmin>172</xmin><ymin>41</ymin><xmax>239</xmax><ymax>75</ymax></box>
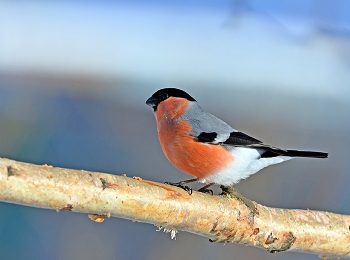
<box><xmin>146</xmin><ymin>88</ymin><xmax>328</xmax><ymax>193</ymax></box>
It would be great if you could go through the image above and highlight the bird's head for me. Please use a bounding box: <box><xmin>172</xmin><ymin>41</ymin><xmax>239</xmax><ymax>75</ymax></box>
<box><xmin>146</xmin><ymin>88</ymin><xmax>196</xmax><ymax>112</ymax></box>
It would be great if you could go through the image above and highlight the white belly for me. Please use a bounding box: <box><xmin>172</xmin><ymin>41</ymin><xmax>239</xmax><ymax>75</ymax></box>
<box><xmin>199</xmin><ymin>147</ymin><xmax>292</xmax><ymax>186</ymax></box>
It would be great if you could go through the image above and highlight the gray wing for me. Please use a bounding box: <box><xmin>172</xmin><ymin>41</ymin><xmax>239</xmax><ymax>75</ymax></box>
<box><xmin>178</xmin><ymin>102</ymin><xmax>287</xmax><ymax>156</ymax></box>
<box><xmin>178</xmin><ymin>102</ymin><xmax>236</xmax><ymax>137</ymax></box>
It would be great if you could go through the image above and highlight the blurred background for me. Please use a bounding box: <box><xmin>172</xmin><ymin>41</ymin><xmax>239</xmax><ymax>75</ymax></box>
<box><xmin>0</xmin><ymin>0</ymin><xmax>349</xmax><ymax>259</ymax></box>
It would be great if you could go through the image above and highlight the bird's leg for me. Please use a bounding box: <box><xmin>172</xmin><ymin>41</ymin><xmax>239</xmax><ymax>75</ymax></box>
<box><xmin>165</xmin><ymin>178</ymin><xmax>198</xmax><ymax>194</ymax></box>
<box><xmin>197</xmin><ymin>183</ymin><xmax>215</xmax><ymax>195</ymax></box>
<box><xmin>219</xmin><ymin>185</ymin><xmax>258</xmax><ymax>226</ymax></box>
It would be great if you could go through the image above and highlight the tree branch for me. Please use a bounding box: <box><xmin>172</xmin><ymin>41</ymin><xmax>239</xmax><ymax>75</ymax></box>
<box><xmin>0</xmin><ymin>158</ymin><xmax>349</xmax><ymax>258</ymax></box>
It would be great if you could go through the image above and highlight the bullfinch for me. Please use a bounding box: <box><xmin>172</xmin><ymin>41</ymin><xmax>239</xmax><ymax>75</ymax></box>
<box><xmin>146</xmin><ymin>88</ymin><xmax>328</xmax><ymax>193</ymax></box>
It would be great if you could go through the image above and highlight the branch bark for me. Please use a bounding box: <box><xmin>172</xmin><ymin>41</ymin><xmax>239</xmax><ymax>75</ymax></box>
<box><xmin>0</xmin><ymin>158</ymin><xmax>349</xmax><ymax>258</ymax></box>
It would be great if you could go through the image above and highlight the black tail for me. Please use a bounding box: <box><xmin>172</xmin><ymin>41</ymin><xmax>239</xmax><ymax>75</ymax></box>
<box><xmin>261</xmin><ymin>149</ymin><xmax>328</xmax><ymax>158</ymax></box>
<box><xmin>284</xmin><ymin>150</ymin><xmax>328</xmax><ymax>158</ymax></box>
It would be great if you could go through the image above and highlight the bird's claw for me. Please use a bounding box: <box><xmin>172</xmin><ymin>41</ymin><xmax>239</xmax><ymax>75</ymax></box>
<box><xmin>197</xmin><ymin>188</ymin><xmax>213</xmax><ymax>195</ymax></box>
<box><xmin>165</xmin><ymin>181</ymin><xmax>193</xmax><ymax>195</ymax></box>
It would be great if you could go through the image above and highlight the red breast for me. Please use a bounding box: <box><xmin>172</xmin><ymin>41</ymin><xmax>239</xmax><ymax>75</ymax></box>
<box><xmin>154</xmin><ymin>97</ymin><xmax>235</xmax><ymax>179</ymax></box>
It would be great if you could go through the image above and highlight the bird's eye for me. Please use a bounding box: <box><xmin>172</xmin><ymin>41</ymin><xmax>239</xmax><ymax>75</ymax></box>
<box><xmin>158</xmin><ymin>92</ymin><xmax>169</xmax><ymax>101</ymax></box>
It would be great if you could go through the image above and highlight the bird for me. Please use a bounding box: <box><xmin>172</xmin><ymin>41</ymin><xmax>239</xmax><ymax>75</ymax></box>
<box><xmin>146</xmin><ymin>88</ymin><xmax>328</xmax><ymax>193</ymax></box>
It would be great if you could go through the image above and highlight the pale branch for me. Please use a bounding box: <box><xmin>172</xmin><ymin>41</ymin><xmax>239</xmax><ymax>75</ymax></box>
<box><xmin>0</xmin><ymin>158</ymin><xmax>349</xmax><ymax>258</ymax></box>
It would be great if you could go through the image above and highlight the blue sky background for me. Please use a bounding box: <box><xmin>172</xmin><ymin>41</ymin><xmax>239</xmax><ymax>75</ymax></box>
<box><xmin>0</xmin><ymin>1</ymin><xmax>349</xmax><ymax>259</ymax></box>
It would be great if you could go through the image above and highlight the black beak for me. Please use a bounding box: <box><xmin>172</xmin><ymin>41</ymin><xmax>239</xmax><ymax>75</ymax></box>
<box><xmin>146</xmin><ymin>96</ymin><xmax>158</xmax><ymax>107</ymax></box>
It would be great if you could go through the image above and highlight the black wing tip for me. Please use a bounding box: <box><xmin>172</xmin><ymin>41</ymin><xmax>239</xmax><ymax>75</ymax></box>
<box><xmin>198</xmin><ymin>131</ymin><xmax>264</xmax><ymax>146</ymax></box>
<box><xmin>223</xmin><ymin>131</ymin><xmax>262</xmax><ymax>146</ymax></box>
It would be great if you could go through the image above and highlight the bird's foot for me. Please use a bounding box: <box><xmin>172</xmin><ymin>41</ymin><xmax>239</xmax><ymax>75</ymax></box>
<box><xmin>197</xmin><ymin>182</ymin><xmax>215</xmax><ymax>195</ymax></box>
<box><xmin>165</xmin><ymin>181</ymin><xmax>193</xmax><ymax>195</ymax></box>
<box><xmin>220</xmin><ymin>185</ymin><xmax>258</xmax><ymax>226</ymax></box>
<box><xmin>197</xmin><ymin>188</ymin><xmax>213</xmax><ymax>195</ymax></box>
